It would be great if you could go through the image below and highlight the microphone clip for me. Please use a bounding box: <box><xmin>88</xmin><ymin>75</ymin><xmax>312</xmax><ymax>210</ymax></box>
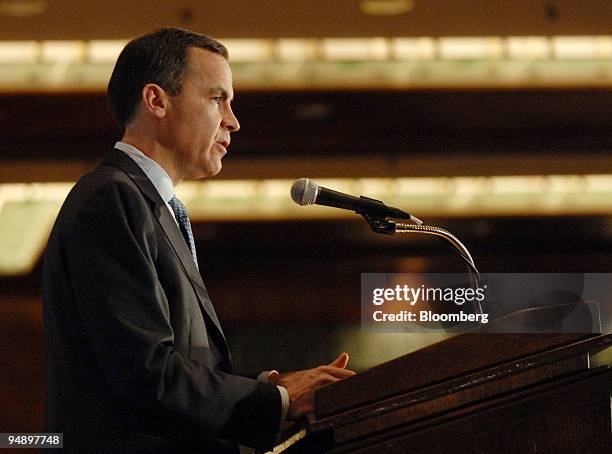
<box><xmin>357</xmin><ymin>196</ymin><xmax>419</xmax><ymax>234</ymax></box>
<box><xmin>360</xmin><ymin>212</ymin><xmax>397</xmax><ymax>235</ymax></box>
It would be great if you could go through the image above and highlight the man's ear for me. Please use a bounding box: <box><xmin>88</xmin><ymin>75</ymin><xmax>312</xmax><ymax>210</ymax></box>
<box><xmin>141</xmin><ymin>83</ymin><xmax>169</xmax><ymax>119</ymax></box>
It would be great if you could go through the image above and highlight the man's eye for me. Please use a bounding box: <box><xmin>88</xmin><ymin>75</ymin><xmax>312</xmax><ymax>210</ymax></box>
<box><xmin>212</xmin><ymin>96</ymin><xmax>223</xmax><ymax>103</ymax></box>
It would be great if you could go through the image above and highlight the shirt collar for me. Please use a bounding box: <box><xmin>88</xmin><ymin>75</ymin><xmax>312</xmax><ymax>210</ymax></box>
<box><xmin>114</xmin><ymin>141</ymin><xmax>175</xmax><ymax>203</ymax></box>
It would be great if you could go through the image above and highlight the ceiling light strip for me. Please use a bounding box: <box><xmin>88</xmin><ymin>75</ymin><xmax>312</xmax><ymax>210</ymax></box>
<box><xmin>0</xmin><ymin>36</ymin><xmax>612</xmax><ymax>89</ymax></box>
<box><xmin>2</xmin><ymin>174</ymin><xmax>612</xmax><ymax>275</ymax></box>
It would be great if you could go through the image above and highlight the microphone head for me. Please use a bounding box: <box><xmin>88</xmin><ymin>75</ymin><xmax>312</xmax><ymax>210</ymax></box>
<box><xmin>290</xmin><ymin>178</ymin><xmax>319</xmax><ymax>206</ymax></box>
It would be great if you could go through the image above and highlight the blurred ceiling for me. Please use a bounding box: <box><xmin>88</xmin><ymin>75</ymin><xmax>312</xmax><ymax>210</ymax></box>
<box><xmin>0</xmin><ymin>1</ymin><xmax>610</xmax><ymax>181</ymax></box>
<box><xmin>1</xmin><ymin>89</ymin><xmax>612</xmax><ymax>171</ymax></box>
<box><xmin>0</xmin><ymin>1</ymin><xmax>611</xmax><ymax>40</ymax></box>
<box><xmin>2</xmin><ymin>0</ymin><xmax>612</xmax><ymax>278</ymax></box>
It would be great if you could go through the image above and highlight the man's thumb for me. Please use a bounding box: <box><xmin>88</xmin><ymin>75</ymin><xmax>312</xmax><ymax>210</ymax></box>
<box><xmin>329</xmin><ymin>352</ymin><xmax>349</xmax><ymax>369</ymax></box>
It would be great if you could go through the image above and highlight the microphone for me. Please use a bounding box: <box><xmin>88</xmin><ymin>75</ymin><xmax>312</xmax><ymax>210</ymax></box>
<box><xmin>290</xmin><ymin>178</ymin><xmax>423</xmax><ymax>224</ymax></box>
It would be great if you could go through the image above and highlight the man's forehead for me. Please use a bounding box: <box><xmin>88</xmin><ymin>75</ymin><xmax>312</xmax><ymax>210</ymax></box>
<box><xmin>186</xmin><ymin>47</ymin><xmax>234</xmax><ymax>92</ymax></box>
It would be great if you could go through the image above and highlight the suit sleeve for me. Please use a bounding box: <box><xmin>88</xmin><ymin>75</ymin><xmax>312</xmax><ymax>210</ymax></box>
<box><xmin>65</xmin><ymin>181</ymin><xmax>281</xmax><ymax>449</ymax></box>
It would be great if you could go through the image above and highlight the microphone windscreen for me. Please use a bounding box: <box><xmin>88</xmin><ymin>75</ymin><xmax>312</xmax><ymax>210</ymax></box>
<box><xmin>290</xmin><ymin>178</ymin><xmax>318</xmax><ymax>205</ymax></box>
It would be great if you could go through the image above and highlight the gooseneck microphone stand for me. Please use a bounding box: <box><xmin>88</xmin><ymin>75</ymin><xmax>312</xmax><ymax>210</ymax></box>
<box><xmin>360</xmin><ymin>212</ymin><xmax>484</xmax><ymax>320</ymax></box>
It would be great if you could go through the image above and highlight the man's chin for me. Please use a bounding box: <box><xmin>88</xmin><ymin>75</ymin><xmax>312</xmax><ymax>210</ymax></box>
<box><xmin>208</xmin><ymin>162</ymin><xmax>223</xmax><ymax>177</ymax></box>
<box><xmin>197</xmin><ymin>162</ymin><xmax>223</xmax><ymax>179</ymax></box>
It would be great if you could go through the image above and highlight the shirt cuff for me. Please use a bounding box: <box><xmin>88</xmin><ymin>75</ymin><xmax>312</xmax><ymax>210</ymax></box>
<box><xmin>276</xmin><ymin>385</ymin><xmax>290</xmax><ymax>423</ymax></box>
<box><xmin>257</xmin><ymin>370</ymin><xmax>279</xmax><ymax>383</ymax></box>
<box><xmin>257</xmin><ymin>370</ymin><xmax>289</xmax><ymax>423</ymax></box>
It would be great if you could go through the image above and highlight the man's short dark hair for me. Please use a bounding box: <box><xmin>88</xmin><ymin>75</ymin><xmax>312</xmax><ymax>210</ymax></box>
<box><xmin>107</xmin><ymin>27</ymin><xmax>228</xmax><ymax>130</ymax></box>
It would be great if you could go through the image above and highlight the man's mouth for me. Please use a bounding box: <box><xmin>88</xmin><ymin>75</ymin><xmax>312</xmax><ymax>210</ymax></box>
<box><xmin>216</xmin><ymin>140</ymin><xmax>230</xmax><ymax>154</ymax></box>
<box><xmin>215</xmin><ymin>140</ymin><xmax>229</xmax><ymax>155</ymax></box>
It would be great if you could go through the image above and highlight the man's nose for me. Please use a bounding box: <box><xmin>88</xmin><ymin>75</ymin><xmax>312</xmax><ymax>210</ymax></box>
<box><xmin>223</xmin><ymin>107</ymin><xmax>240</xmax><ymax>132</ymax></box>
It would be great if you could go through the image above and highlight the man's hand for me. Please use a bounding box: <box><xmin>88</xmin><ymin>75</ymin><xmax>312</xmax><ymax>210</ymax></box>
<box><xmin>270</xmin><ymin>353</ymin><xmax>355</xmax><ymax>420</ymax></box>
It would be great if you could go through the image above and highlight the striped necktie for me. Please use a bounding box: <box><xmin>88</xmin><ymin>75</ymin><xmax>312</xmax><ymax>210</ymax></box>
<box><xmin>168</xmin><ymin>196</ymin><xmax>198</xmax><ymax>266</ymax></box>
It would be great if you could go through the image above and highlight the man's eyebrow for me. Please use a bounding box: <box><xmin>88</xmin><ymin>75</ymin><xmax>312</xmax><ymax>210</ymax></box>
<box><xmin>210</xmin><ymin>87</ymin><xmax>233</xmax><ymax>101</ymax></box>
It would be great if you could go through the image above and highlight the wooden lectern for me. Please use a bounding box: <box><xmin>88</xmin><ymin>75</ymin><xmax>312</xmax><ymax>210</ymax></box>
<box><xmin>270</xmin><ymin>304</ymin><xmax>612</xmax><ymax>453</ymax></box>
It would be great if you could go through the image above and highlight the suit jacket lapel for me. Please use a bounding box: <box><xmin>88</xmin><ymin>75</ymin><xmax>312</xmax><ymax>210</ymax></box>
<box><xmin>101</xmin><ymin>149</ymin><xmax>230</xmax><ymax>359</ymax></box>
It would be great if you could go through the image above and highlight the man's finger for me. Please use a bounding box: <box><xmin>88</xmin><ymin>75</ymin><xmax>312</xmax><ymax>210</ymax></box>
<box><xmin>328</xmin><ymin>352</ymin><xmax>349</xmax><ymax>369</ymax></box>
<box><xmin>321</xmin><ymin>366</ymin><xmax>356</xmax><ymax>378</ymax></box>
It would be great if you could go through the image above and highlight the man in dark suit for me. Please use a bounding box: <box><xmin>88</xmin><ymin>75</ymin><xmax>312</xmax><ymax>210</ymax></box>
<box><xmin>42</xmin><ymin>28</ymin><xmax>354</xmax><ymax>453</ymax></box>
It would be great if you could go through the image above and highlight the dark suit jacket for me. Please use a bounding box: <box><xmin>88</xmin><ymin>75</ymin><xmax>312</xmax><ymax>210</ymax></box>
<box><xmin>42</xmin><ymin>149</ymin><xmax>281</xmax><ymax>453</ymax></box>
